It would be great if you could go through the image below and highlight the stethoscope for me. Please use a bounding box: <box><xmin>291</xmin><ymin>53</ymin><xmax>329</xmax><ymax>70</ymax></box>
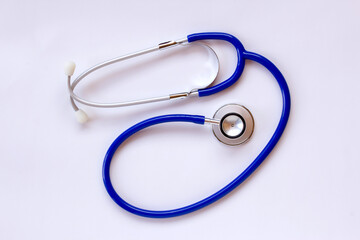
<box><xmin>65</xmin><ymin>32</ymin><xmax>291</xmax><ymax>218</ymax></box>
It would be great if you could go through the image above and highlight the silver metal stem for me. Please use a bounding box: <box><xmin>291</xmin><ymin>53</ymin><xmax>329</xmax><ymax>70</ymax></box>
<box><xmin>205</xmin><ymin>118</ymin><xmax>220</xmax><ymax>125</ymax></box>
<box><xmin>158</xmin><ymin>37</ymin><xmax>188</xmax><ymax>50</ymax></box>
<box><xmin>169</xmin><ymin>92</ymin><xmax>189</xmax><ymax>99</ymax></box>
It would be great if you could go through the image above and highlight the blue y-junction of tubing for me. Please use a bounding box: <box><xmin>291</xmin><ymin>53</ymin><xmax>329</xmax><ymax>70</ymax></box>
<box><xmin>103</xmin><ymin>32</ymin><xmax>291</xmax><ymax>218</ymax></box>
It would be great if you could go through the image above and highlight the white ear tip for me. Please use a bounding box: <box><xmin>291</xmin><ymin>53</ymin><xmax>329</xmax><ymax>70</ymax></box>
<box><xmin>75</xmin><ymin>109</ymin><xmax>88</xmax><ymax>124</ymax></box>
<box><xmin>64</xmin><ymin>61</ymin><xmax>76</xmax><ymax>76</ymax></box>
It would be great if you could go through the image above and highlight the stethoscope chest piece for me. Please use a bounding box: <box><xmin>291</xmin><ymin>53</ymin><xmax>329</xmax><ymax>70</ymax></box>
<box><xmin>212</xmin><ymin>104</ymin><xmax>254</xmax><ymax>145</ymax></box>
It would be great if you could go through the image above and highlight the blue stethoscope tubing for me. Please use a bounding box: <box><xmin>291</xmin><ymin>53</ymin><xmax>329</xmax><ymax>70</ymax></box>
<box><xmin>103</xmin><ymin>32</ymin><xmax>291</xmax><ymax>218</ymax></box>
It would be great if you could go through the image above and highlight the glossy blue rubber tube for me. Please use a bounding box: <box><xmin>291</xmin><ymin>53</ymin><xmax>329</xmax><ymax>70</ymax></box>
<box><xmin>187</xmin><ymin>32</ymin><xmax>245</xmax><ymax>97</ymax></box>
<box><xmin>103</xmin><ymin>37</ymin><xmax>291</xmax><ymax>218</ymax></box>
<box><xmin>103</xmin><ymin>115</ymin><xmax>206</xmax><ymax>216</ymax></box>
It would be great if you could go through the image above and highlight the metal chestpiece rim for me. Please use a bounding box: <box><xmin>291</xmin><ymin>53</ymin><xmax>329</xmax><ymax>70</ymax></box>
<box><xmin>212</xmin><ymin>104</ymin><xmax>254</xmax><ymax>145</ymax></box>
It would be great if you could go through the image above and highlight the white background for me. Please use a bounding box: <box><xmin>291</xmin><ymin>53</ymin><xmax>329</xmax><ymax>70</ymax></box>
<box><xmin>1</xmin><ymin>0</ymin><xmax>359</xmax><ymax>239</ymax></box>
